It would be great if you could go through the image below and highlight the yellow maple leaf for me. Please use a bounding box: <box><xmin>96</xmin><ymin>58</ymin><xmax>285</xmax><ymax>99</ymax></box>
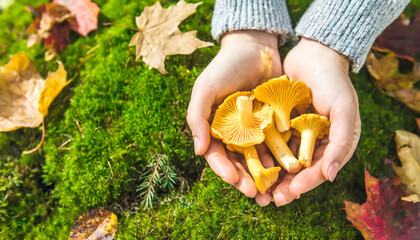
<box><xmin>0</xmin><ymin>53</ymin><xmax>70</xmax><ymax>153</ymax></box>
<box><xmin>129</xmin><ymin>0</ymin><xmax>213</xmax><ymax>74</ymax></box>
<box><xmin>69</xmin><ymin>208</ymin><xmax>118</xmax><ymax>240</ymax></box>
<box><xmin>392</xmin><ymin>130</ymin><xmax>420</xmax><ymax>203</ymax></box>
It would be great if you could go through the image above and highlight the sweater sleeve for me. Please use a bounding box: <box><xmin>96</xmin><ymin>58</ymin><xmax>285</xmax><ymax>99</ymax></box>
<box><xmin>211</xmin><ymin>0</ymin><xmax>294</xmax><ymax>45</ymax></box>
<box><xmin>295</xmin><ymin>0</ymin><xmax>411</xmax><ymax>72</ymax></box>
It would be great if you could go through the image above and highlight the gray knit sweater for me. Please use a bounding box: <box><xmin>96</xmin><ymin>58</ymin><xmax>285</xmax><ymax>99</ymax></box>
<box><xmin>211</xmin><ymin>0</ymin><xmax>411</xmax><ymax>72</ymax></box>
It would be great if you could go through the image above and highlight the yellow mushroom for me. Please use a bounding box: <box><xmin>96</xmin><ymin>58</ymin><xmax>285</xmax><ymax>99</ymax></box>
<box><xmin>291</xmin><ymin>114</ymin><xmax>330</xmax><ymax>167</ymax></box>
<box><xmin>264</xmin><ymin>123</ymin><xmax>301</xmax><ymax>173</ymax></box>
<box><xmin>211</xmin><ymin>92</ymin><xmax>281</xmax><ymax>194</ymax></box>
<box><xmin>254</xmin><ymin>75</ymin><xmax>311</xmax><ymax>132</ymax></box>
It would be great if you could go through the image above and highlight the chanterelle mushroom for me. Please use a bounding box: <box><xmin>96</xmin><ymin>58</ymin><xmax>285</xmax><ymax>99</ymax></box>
<box><xmin>254</xmin><ymin>75</ymin><xmax>311</xmax><ymax>132</ymax></box>
<box><xmin>291</xmin><ymin>114</ymin><xmax>330</xmax><ymax>167</ymax></box>
<box><xmin>264</xmin><ymin>123</ymin><xmax>301</xmax><ymax>173</ymax></box>
<box><xmin>211</xmin><ymin>92</ymin><xmax>281</xmax><ymax>194</ymax></box>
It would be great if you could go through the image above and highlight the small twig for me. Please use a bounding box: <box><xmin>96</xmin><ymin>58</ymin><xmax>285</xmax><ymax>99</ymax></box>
<box><xmin>74</xmin><ymin>119</ymin><xmax>85</xmax><ymax>139</ymax></box>
<box><xmin>147</xmin><ymin>156</ymin><xmax>163</xmax><ymax>198</ymax></box>
<box><xmin>108</xmin><ymin>160</ymin><xmax>114</xmax><ymax>178</ymax></box>
<box><xmin>57</xmin><ymin>138</ymin><xmax>72</xmax><ymax>150</ymax></box>
<box><xmin>23</xmin><ymin>119</ymin><xmax>46</xmax><ymax>155</ymax></box>
<box><xmin>200</xmin><ymin>166</ymin><xmax>207</xmax><ymax>181</ymax></box>
<box><xmin>195</xmin><ymin>202</ymin><xmax>209</xmax><ymax>211</ymax></box>
<box><xmin>86</xmin><ymin>44</ymin><xmax>100</xmax><ymax>55</ymax></box>
<box><xmin>216</xmin><ymin>225</ymin><xmax>225</xmax><ymax>239</ymax></box>
<box><xmin>103</xmin><ymin>22</ymin><xmax>137</xmax><ymax>31</ymax></box>
<box><xmin>166</xmin><ymin>209</ymin><xmax>171</xmax><ymax>227</ymax></box>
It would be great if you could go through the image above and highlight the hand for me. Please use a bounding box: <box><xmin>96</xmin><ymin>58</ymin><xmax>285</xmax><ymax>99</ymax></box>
<box><xmin>269</xmin><ymin>38</ymin><xmax>361</xmax><ymax>207</ymax></box>
<box><xmin>187</xmin><ymin>30</ymin><xmax>282</xmax><ymax>197</ymax></box>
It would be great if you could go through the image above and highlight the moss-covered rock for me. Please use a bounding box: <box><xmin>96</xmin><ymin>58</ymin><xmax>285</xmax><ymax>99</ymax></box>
<box><xmin>0</xmin><ymin>0</ymin><xmax>418</xmax><ymax>239</ymax></box>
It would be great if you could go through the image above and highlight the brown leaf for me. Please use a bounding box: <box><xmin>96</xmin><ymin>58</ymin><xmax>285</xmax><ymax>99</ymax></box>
<box><xmin>0</xmin><ymin>53</ymin><xmax>69</xmax><ymax>131</ymax></box>
<box><xmin>392</xmin><ymin>130</ymin><xmax>420</xmax><ymax>202</ymax></box>
<box><xmin>53</xmin><ymin>0</ymin><xmax>100</xmax><ymax>36</ymax></box>
<box><xmin>373</xmin><ymin>12</ymin><xmax>420</xmax><ymax>62</ymax></box>
<box><xmin>26</xmin><ymin>3</ymin><xmax>78</xmax><ymax>60</ymax></box>
<box><xmin>365</xmin><ymin>52</ymin><xmax>420</xmax><ymax>112</ymax></box>
<box><xmin>344</xmin><ymin>169</ymin><xmax>420</xmax><ymax>239</ymax></box>
<box><xmin>129</xmin><ymin>0</ymin><xmax>213</xmax><ymax>74</ymax></box>
<box><xmin>70</xmin><ymin>208</ymin><xmax>118</xmax><ymax>240</ymax></box>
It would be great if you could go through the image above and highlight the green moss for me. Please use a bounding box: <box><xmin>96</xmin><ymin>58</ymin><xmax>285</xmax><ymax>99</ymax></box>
<box><xmin>0</xmin><ymin>0</ymin><xmax>418</xmax><ymax>239</ymax></box>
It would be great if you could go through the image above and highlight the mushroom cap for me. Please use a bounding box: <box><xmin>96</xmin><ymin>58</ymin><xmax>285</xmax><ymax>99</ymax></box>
<box><xmin>211</xmin><ymin>91</ymin><xmax>273</xmax><ymax>148</ymax></box>
<box><xmin>291</xmin><ymin>114</ymin><xmax>330</xmax><ymax>138</ymax></box>
<box><xmin>254</xmin><ymin>75</ymin><xmax>311</xmax><ymax>131</ymax></box>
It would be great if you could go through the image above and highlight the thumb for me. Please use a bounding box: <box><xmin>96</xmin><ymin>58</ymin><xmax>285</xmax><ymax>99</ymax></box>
<box><xmin>187</xmin><ymin>84</ymin><xmax>214</xmax><ymax>155</ymax></box>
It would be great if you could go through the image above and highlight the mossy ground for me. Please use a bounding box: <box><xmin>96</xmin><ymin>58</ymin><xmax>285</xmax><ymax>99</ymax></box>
<box><xmin>0</xmin><ymin>0</ymin><xmax>419</xmax><ymax>239</ymax></box>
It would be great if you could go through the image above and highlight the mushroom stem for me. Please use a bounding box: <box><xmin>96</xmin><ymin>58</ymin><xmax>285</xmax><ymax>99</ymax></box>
<box><xmin>274</xmin><ymin>111</ymin><xmax>290</xmax><ymax>132</ymax></box>
<box><xmin>237</xmin><ymin>96</ymin><xmax>253</xmax><ymax>128</ymax></box>
<box><xmin>298</xmin><ymin>130</ymin><xmax>317</xmax><ymax>167</ymax></box>
<box><xmin>264</xmin><ymin>125</ymin><xmax>301</xmax><ymax>173</ymax></box>
<box><xmin>243</xmin><ymin>146</ymin><xmax>281</xmax><ymax>194</ymax></box>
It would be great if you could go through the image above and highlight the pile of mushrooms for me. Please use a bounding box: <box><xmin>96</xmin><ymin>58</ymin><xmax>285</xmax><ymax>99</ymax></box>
<box><xmin>211</xmin><ymin>75</ymin><xmax>330</xmax><ymax>194</ymax></box>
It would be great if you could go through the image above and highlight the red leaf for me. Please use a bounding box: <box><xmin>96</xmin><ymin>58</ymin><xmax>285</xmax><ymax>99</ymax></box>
<box><xmin>373</xmin><ymin>12</ymin><xmax>420</xmax><ymax>62</ymax></box>
<box><xmin>53</xmin><ymin>0</ymin><xmax>100</xmax><ymax>36</ymax></box>
<box><xmin>344</xmin><ymin>169</ymin><xmax>420</xmax><ymax>239</ymax></box>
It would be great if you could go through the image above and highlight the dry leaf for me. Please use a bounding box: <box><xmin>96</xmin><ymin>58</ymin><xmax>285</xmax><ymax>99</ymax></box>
<box><xmin>392</xmin><ymin>130</ymin><xmax>420</xmax><ymax>202</ymax></box>
<box><xmin>53</xmin><ymin>0</ymin><xmax>100</xmax><ymax>36</ymax></box>
<box><xmin>129</xmin><ymin>0</ymin><xmax>213</xmax><ymax>74</ymax></box>
<box><xmin>344</xmin><ymin>169</ymin><xmax>420</xmax><ymax>239</ymax></box>
<box><xmin>26</xmin><ymin>3</ymin><xmax>78</xmax><ymax>61</ymax></box>
<box><xmin>373</xmin><ymin>12</ymin><xmax>420</xmax><ymax>62</ymax></box>
<box><xmin>0</xmin><ymin>53</ymin><xmax>70</xmax><ymax>153</ymax></box>
<box><xmin>70</xmin><ymin>208</ymin><xmax>118</xmax><ymax>240</ymax></box>
<box><xmin>365</xmin><ymin>52</ymin><xmax>420</xmax><ymax>112</ymax></box>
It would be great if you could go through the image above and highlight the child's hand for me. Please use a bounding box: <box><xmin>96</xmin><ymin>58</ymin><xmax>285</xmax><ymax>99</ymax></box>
<box><xmin>269</xmin><ymin>38</ymin><xmax>361</xmax><ymax>207</ymax></box>
<box><xmin>187</xmin><ymin>30</ymin><xmax>282</xmax><ymax>197</ymax></box>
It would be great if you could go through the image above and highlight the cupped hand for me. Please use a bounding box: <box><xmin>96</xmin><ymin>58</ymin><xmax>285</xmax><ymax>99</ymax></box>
<box><xmin>270</xmin><ymin>38</ymin><xmax>361</xmax><ymax>207</ymax></box>
<box><xmin>187</xmin><ymin>30</ymin><xmax>282</xmax><ymax>198</ymax></box>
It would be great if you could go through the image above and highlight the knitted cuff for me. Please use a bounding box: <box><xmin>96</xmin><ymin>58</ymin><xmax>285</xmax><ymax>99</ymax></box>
<box><xmin>211</xmin><ymin>0</ymin><xmax>294</xmax><ymax>45</ymax></box>
<box><xmin>296</xmin><ymin>0</ymin><xmax>410</xmax><ymax>72</ymax></box>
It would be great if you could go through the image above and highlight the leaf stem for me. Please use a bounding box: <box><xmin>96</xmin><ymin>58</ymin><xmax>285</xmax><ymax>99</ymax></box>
<box><xmin>23</xmin><ymin>119</ymin><xmax>46</xmax><ymax>155</ymax></box>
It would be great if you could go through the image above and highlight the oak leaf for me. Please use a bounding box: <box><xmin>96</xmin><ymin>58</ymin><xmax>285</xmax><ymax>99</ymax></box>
<box><xmin>129</xmin><ymin>0</ymin><xmax>213</xmax><ymax>74</ymax></box>
<box><xmin>344</xmin><ymin>169</ymin><xmax>420</xmax><ymax>239</ymax></box>
<box><xmin>373</xmin><ymin>12</ymin><xmax>420</xmax><ymax>62</ymax></box>
<box><xmin>392</xmin><ymin>130</ymin><xmax>420</xmax><ymax>203</ymax></box>
<box><xmin>365</xmin><ymin>52</ymin><xmax>420</xmax><ymax>112</ymax></box>
<box><xmin>53</xmin><ymin>0</ymin><xmax>100</xmax><ymax>36</ymax></box>
<box><xmin>70</xmin><ymin>208</ymin><xmax>117</xmax><ymax>240</ymax></box>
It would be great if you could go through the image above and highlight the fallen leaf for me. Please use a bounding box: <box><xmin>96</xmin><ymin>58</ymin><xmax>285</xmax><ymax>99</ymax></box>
<box><xmin>344</xmin><ymin>169</ymin><xmax>420</xmax><ymax>239</ymax></box>
<box><xmin>373</xmin><ymin>12</ymin><xmax>420</xmax><ymax>62</ymax></box>
<box><xmin>0</xmin><ymin>53</ymin><xmax>70</xmax><ymax>153</ymax></box>
<box><xmin>129</xmin><ymin>0</ymin><xmax>213</xmax><ymax>74</ymax></box>
<box><xmin>365</xmin><ymin>52</ymin><xmax>420</xmax><ymax>112</ymax></box>
<box><xmin>417</xmin><ymin>118</ymin><xmax>420</xmax><ymax>130</ymax></box>
<box><xmin>392</xmin><ymin>130</ymin><xmax>420</xmax><ymax>202</ymax></box>
<box><xmin>53</xmin><ymin>0</ymin><xmax>100</xmax><ymax>36</ymax></box>
<box><xmin>70</xmin><ymin>208</ymin><xmax>118</xmax><ymax>240</ymax></box>
<box><xmin>26</xmin><ymin>3</ymin><xmax>78</xmax><ymax>61</ymax></box>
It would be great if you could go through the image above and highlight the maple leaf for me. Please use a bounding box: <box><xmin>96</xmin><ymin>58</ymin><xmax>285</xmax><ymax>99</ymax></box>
<box><xmin>69</xmin><ymin>208</ymin><xmax>117</xmax><ymax>240</ymax></box>
<box><xmin>26</xmin><ymin>3</ymin><xmax>78</xmax><ymax>61</ymax></box>
<box><xmin>365</xmin><ymin>52</ymin><xmax>420</xmax><ymax>112</ymax></box>
<box><xmin>344</xmin><ymin>169</ymin><xmax>420</xmax><ymax>239</ymax></box>
<box><xmin>373</xmin><ymin>12</ymin><xmax>420</xmax><ymax>62</ymax></box>
<box><xmin>53</xmin><ymin>0</ymin><xmax>100</xmax><ymax>36</ymax></box>
<box><xmin>392</xmin><ymin>130</ymin><xmax>420</xmax><ymax>203</ymax></box>
<box><xmin>0</xmin><ymin>53</ymin><xmax>70</xmax><ymax>153</ymax></box>
<box><xmin>129</xmin><ymin>0</ymin><xmax>213</xmax><ymax>74</ymax></box>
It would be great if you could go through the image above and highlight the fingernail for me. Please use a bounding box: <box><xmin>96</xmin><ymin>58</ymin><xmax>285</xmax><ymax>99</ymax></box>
<box><xmin>194</xmin><ymin>137</ymin><xmax>201</xmax><ymax>155</ymax></box>
<box><xmin>328</xmin><ymin>162</ymin><xmax>340</xmax><ymax>182</ymax></box>
<box><xmin>295</xmin><ymin>195</ymin><xmax>301</xmax><ymax>199</ymax></box>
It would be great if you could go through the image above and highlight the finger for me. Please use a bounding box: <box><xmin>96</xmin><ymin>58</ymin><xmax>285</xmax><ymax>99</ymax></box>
<box><xmin>288</xmin><ymin>143</ymin><xmax>328</xmax><ymax>196</ymax></box>
<box><xmin>187</xmin><ymin>80</ymin><xmax>215</xmax><ymax>155</ymax></box>
<box><xmin>255</xmin><ymin>191</ymin><xmax>272</xmax><ymax>207</ymax></box>
<box><xmin>227</xmin><ymin>151</ymin><xmax>257</xmax><ymax>198</ymax></box>
<box><xmin>255</xmin><ymin>143</ymin><xmax>275</xmax><ymax>168</ymax></box>
<box><xmin>321</xmin><ymin>95</ymin><xmax>358</xmax><ymax>182</ymax></box>
<box><xmin>272</xmin><ymin>173</ymin><xmax>299</xmax><ymax>207</ymax></box>
<box><xmin>204</xmin><ymin>140</ymin><xmax>239</xmax><ymax>185</ymax></box>
<box><xmin>288</xmin><ymin>135</ymin><xmax>300</xmax><ymax>156</ymax></box>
